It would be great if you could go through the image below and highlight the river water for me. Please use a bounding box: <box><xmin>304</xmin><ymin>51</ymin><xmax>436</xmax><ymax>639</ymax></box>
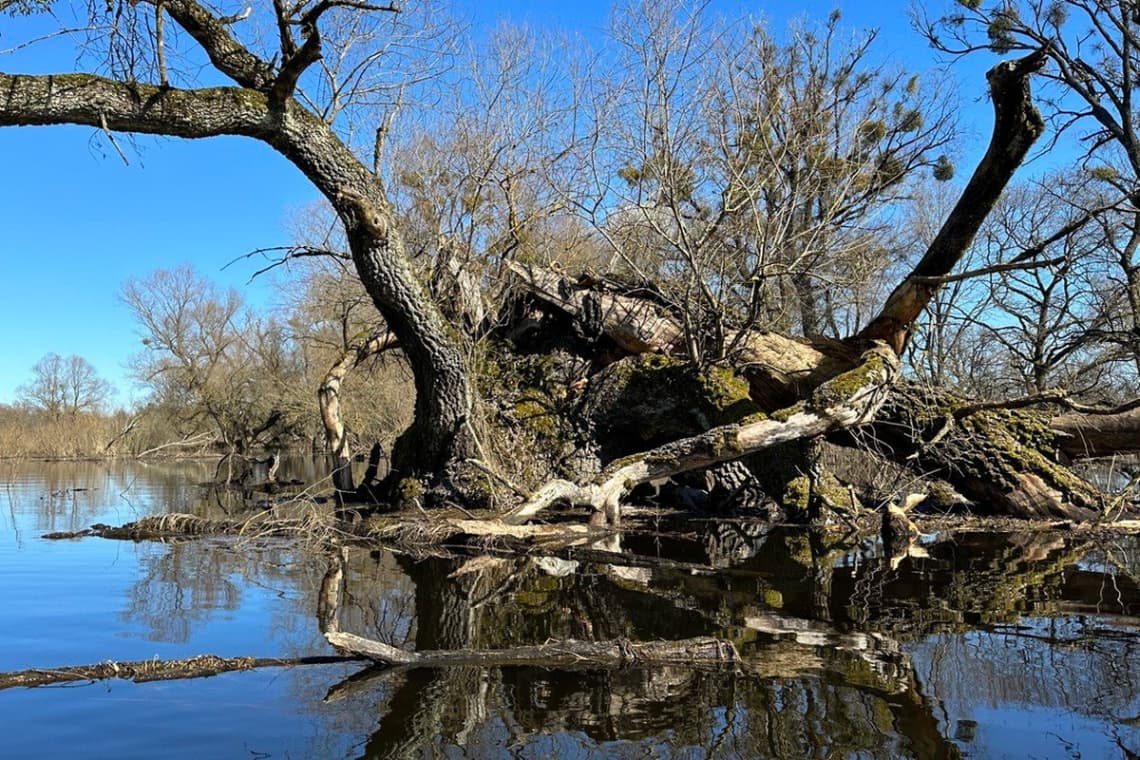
<box><xmin>1</xmin><ymin>459</ymin><xmax>1139</xmax><ymax>759</ymax></box>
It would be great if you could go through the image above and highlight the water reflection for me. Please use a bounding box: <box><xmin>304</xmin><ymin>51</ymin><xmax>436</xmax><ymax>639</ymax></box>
<box><xmin>2</xmin><ymin>460</ymin><xmax>1140</xmax><ymax>758</ymax></box>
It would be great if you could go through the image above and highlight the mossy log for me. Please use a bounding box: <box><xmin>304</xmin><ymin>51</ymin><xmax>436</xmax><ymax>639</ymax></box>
<box><xmin>507</xmin><ymin>260</ymin><xmax>857</xmax><ymax>409</ymax></box>
<box><xmin>875</xmin><ymin>383</ymin><xmax>1101</xmax><ymax>520</ymax></box>
<box><xmin>505</xmin><ymin>262</ymin><xmax>1110</xmax><ymax>521</ymax></box>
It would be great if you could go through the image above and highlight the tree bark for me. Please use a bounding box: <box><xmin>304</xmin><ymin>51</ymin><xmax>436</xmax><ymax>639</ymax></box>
<box><xmin>318</xmin><ymin>332</ymin><xmax>398</xmax><ymax>496</ymax></box>
<box><xmin>858</xmin><ymin>48</ymin><xmax>1050</xmax><ymax>353</ymax></box>
<box><xmin>508</xmin><ymin>260</ymin><xmax>857</xmax><ymax>408</ymax></box>
<box><xmin>503</xmin><ymin>344</ymin><xmax>897</xmax><ymax>525</ymax></box>
<box><xmin>0</xmin><ymin>67</ymin><xmax>473</xmax><ymax>492</ymax></box>
<box><xmin>1051</xmin><ymin>408</ymin><xmax>1140</xmax><ymax>459</ymax></box>
<box><xmin>875</xmin><ymin>383</ymin><xmax>1101</xmax><ymax>520</ymax></box>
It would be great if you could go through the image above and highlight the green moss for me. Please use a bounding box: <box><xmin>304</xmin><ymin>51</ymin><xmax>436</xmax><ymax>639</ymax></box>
<box><xmin>595</xmin><ymin>356</ymin><xmax>763</xmax><ymax>453</ymax></box>
<box><xmin>513</xmin><ymin>393</ymin><xmax>558</xmax><ymax>438</ymax></box>
<box><xmin>771</xmin><ymin>401</ymin><xmax>805</xmax><ymax>422</ymax></box>
<box><xmin>810</xmin><ymin>352</ymin><xmax>889</xmax><ymax>410</ymax></box>
<box><xmin>739</xmin><ymin>410</ymin><xmax>770</xmax><ymax>425</ymax></box>
<box><xmin>396</xmin><ymin>477</ymin><xmax>423</xmax><ymax>503</ymax></box>
<box><xmin>784</xmin><ymin>475</ymin><xmax>812</xmax><ymax>510</ymax></box>
<box><xmin>891</xmin><ymin>383</ymin><xmax>1098</xmax><ymax>510</ymax></box>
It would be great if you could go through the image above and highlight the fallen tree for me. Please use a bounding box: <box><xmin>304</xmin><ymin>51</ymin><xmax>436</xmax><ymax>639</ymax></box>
<box><xmin>483</xmin><ymin>47</ymin><xmax>1131</xmax><ymax>524</ymax></box>
<box><xmin>0</xmin><ymin>0</ymin><xmax>1130</xmax><ymax>525</ymax></box>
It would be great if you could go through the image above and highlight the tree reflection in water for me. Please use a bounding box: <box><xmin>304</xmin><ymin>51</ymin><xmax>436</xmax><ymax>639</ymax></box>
<box><xmin>8</xmin><ymin>461</ymin><xmax>1140</xmax><ymax>758</ymax></box>
<box><xmin>314</xmin><ymin>524</ymin><xmax>1140</xmax><ymax>759</ymax></box>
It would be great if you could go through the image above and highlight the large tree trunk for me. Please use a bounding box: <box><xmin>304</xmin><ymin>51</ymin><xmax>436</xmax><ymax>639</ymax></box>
<box><xmin>501</xmin><ymin>345</ymin><xmax>897</xmax><ymax>526</ymax></box>
<box><xmin>858</xmin><ymin>48</ymin><xmax>1049</xmax><ymax>353</ymax></box>
<box><xmin>0</xmin><ymin>70</ymin><xmax>474</xmax><ymax>494</ymax></box>
<box><xmin>1051</xmin><ymin>407</ymin><xmax>1140</xmax><ymax>460</ymax></box>
<box><xmin>874</xmin><ymin>383</ymin><xmax>1101</xmax><ymax>520</ymax></box>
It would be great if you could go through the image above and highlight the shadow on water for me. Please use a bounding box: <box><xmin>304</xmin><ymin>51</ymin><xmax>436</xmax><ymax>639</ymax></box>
<box><xmin>3</xmin><ymin>459</ymin><xmax>1140</xmax><ymax>758</ymax></box>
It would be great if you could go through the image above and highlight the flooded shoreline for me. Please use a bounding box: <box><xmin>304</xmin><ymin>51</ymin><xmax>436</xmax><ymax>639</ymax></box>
<box><xmin>2</xmin><ymin>458</ymin><xmax>1138</xmax><ymax>758</ymax></box>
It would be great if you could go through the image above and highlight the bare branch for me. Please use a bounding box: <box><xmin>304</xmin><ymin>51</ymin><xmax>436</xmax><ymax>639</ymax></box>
<box><xmin>138</xmin><ymin>0</ymin><xmax>274</xmax><ymax>90</ymax></box>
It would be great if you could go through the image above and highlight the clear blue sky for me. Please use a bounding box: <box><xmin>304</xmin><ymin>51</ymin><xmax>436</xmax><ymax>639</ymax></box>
<box><xmin>0</xmin><ymin>1</ymin><xmax>990</xmax><ymax>408</ymax></box>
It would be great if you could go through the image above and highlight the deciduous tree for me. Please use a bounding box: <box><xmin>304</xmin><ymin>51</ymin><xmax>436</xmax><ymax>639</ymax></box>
<box><xmin>17</xmin><ymin>353</ymin><xmax>113</xmax><ymax>418</ymax></box>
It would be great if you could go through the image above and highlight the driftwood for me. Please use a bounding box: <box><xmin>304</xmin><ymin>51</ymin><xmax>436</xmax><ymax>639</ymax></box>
<box><xmin>502</xmin><ymin>344</ymin><xmax>897</xmax><ymax>526</ymax></box>
<box><xmin>0</xmin><ymin>653</ymin><xmax>359</xmax><ymax>690</ymax></box>
<box><xmin>41</xmin><ymin>513</ymin><xmax>245</xmax><ymax>541</ymax></box>
<box><xmin>325</xmin><ymin>631</ymin><xmax>739</xmax><ymax>669</ymax></box>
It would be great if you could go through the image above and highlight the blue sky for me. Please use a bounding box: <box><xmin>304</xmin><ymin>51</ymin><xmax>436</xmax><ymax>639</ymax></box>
<box><xmin>0</xmin><ymin>1</ymin><xmax>992</xmax><ymax>408</ymax></box>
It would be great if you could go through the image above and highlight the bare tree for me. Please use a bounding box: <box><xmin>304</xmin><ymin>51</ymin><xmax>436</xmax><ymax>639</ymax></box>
<box><xmin>122</xmin><ymin>264</ymin><xmax>311</xmax><ymax>468</ymax></box>
<box><xmin>583</xmin><ymin>2</ymin><xmax>956</xmax><ymax>362</ymax></box>
<box><xmin>918</xmin><ymin>0</ymin><xmax>1140</xmax><ymax>371</ymax></box>
<box><xmin>0</xmin><ymin>0</ymin><xmax>473</xmax><ymax>494</ymax></box>
<box><xmin>17</xmin><ymin>353</ymin><xmax>113</xmax><ymax>418</ymax></box>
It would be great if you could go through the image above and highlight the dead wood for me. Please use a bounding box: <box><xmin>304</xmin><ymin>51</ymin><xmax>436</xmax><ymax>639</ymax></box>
<box><xmin>508</xmin><ymin>259</ymin><xmax>857</xmax><ymax>408</ymax></box>
<box><xmin>502</xmin><ymin>344</ymin><xmax>897</xmax><ymax>526</ymax></box>
<box><xmin>325</xmin><ymin>631</ymin><xmax>740</xmax><ymax>669</ymax></box>
<box><xmin>877</xmin><ymin>383</ymin><xmax>1101</xmax><ymax>520</ymax></box>
<box><xmin>0</xmin><ymin>653</ymin><xmax>360</xmax><ymax>690</ymax></box>
<box><xmin>41</xmin><ymin>513</ymin><xmax>246</xmax><ymax>541</ymax></box>
<box><xmin>1051</xmin><ymin>408</ymin><xmax>1140</xmax><ymax>459</ymax></box>
<box><xmin>505</xmin><ymin>260</ymin><xmax>686</xmax><ymax>355</ymax></box>
<box><xmin>319</xmin><ymin>331</ymin><xmax>399</xmax><ymax>496</ymax></box>
<box><xmin>858</xmin><ymin>48</ymin><xmax>1049</xmax><ymax>354</ymax></box>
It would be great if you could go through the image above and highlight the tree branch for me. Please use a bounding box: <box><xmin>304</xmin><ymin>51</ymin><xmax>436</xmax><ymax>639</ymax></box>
<box><xmin>502</xmin><ymin>343</ymin><xmax>897</xmax><ymax>526</ymax></box>
<box><xmin>0</xmin><ymin>73</ymin><xmax>273</xmax><ymax>138</ymax></box>
<box><xmin>857</xmin><ymin>48</ymin><xmax>1050</xmax><ymax>354</ymax></box>
<box><xmin>139</xmin><ymin>0</ymin><xmax>274</xmax><ymax>90</ymax></box>
<box><xmin>0</xmin><ymin>653</ymin><xmax>359</xmax><ymax>690</ymax></box>
<box><xmin>326</xmin><ymin>631</ymin><xmax>740</xmax><ymax>669</ymax></box>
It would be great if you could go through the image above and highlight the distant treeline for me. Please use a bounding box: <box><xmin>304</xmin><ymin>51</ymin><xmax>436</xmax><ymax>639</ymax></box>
<box><xmin>0</xmin><ymin>406</ymin><xmax>140</xmax><ymax>459</ymax></box>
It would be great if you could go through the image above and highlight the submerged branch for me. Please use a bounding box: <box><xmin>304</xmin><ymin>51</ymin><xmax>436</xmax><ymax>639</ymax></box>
<box><xmin>0</xmin><ymin>653</ymin><xmax>360</xmax><ymax>690</ymax></box>
<box><xmin>325</xmin><ymin>631</ymin><xmax>740</xmax><ymax>670</ymax></box>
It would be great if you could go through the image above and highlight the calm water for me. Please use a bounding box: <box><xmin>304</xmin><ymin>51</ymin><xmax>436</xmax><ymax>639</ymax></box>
<box><xmin>1</xmin><ymin>459</ymin><xmax>1139</xmax><ymax>759</ymax></box>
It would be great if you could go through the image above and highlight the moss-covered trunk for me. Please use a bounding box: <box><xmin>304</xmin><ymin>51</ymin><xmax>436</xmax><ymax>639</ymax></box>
<box><xmin>872</xmin><ymin>383</ymin><xmax>1100</xmax><ymax>520</ymax></box>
